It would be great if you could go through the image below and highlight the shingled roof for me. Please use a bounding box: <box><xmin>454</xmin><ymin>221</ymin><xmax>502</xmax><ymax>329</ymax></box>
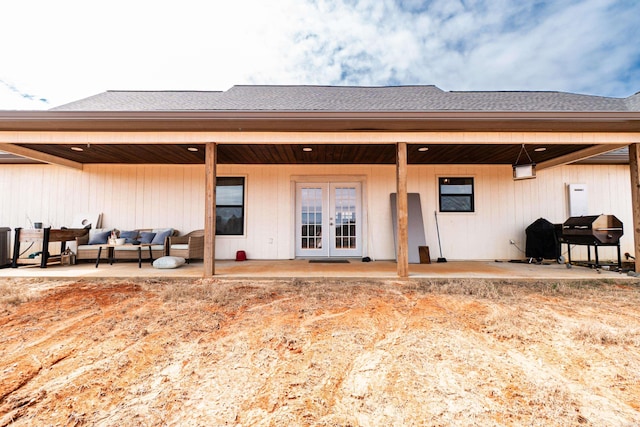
<box><xmin>51</xmin><ymin>85</ymin><xmax>640</xmax><ymax>112</ymax></box>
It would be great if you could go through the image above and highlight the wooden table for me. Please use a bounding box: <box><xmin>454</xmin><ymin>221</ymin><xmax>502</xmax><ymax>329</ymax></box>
<box><xmin>95</xmin><ymin>243</ymin><xmax>154</xmax><ymax>268</ymax></box>
<box><xmin>12</xmin><ymin>227</ymin><xmax>89</xmax><ymax>268</ymax></box>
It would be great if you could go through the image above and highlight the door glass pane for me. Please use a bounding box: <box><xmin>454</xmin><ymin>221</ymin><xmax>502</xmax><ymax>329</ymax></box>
<box><xmin>301</xmin><ymin>188</ymin><xmax>323</xmax><ymax>249</ymax></box>
<box><xmin>334</xmin><ymin>187</ymin><xmax>357</xmax><ymax>249</ymax></box>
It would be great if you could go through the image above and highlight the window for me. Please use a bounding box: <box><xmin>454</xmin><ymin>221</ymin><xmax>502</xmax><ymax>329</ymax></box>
<box><xmin>439</xmin><ymin>177</ymin><xmax>474</xmax><ymax>212</ymax></box>
<box><xmin>216</xmin><ymin>177</ymin><xmax>245</xmax><ymax>235</ymax></box>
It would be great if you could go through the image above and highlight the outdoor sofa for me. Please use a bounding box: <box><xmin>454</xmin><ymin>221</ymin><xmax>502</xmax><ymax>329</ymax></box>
<box><xmin>75</xmin><ymin>228</ymin><xmax>178</xmax><ymax>263</ymax></box>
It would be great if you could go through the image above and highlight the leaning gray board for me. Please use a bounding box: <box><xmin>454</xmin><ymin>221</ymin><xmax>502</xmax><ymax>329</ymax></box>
<box><xmin>390</xmin><ymin>193</ymin><xmax>427</xmax><ymax>264</ymax></box>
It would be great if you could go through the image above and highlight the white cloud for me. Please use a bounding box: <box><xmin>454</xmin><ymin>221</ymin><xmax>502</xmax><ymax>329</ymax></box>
<box><xmin>0</xmin><ymin>0</ymin><xmax>638</xmax><ymax>109</ymax></box>
<box><xmin>0</xmin><ymin>79</ymin><xmax>50</xmax><ymax>110</ymax></box>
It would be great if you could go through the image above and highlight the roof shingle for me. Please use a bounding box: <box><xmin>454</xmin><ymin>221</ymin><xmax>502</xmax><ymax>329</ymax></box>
<box><xmin>51</xmin><ymin>85</ymin><xmax>638</xmax><ymax>112</ymax></box>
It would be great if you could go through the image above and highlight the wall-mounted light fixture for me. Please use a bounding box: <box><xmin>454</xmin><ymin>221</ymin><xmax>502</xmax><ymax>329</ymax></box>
<box><xmin>70</xmin><ymin>147</ymin><xmax>84</xmax><ymax>152</ymax></box>
<box><xmin>187</xmin><ymin>147</ymin><xmax>199</xmax><ymax>152</ymax></box>
<box><xmin>302</xmin><ymin>147</ymin><xmax>313</xmax><ymax>152</ymax></box>
<box><xmin>417</xmin><ymin>147</ymin><xmax>429</xmax><ymax>152</ymax></box>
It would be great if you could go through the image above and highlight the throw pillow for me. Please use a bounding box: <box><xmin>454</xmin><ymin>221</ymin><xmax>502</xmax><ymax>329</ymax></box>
<box><xmin>151</xmin><ymin>228</ymin><xmax>173</xmax><ymax>245</ymax></box>
<box><xmin>152</xmin><ymin>256</ymin><xmax>186</xmax><ymax>269</ymax></box>
<box><xmin>139</xmin><ymin>231</ymin><xmax>156</xmax><ymax>244</ymax></box>
<box><xmin>88</xmin><ymin>230</ymin><xmax>111</xmax><ymax>245</ymax></box>
<box><xmin>119</xmin><ymin>230</ymin><xmax>139</xmax><ymax>244</ymax></box>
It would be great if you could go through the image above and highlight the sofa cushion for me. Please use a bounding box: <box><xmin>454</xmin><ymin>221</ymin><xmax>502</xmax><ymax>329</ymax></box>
<box><xmin>88</xmin><ymin>230</ymin><xmax>111</xmax><ymax>245</ymax></box>
<box><xmin>151</xmin><ymin>228</ymin><xmax>173</xmax><ymax>245</ymax></box>
<box><xmin>119</xmin><ymin>230</ymin><xmax>139</xmax><ymax>244</ymax></box>
<box><xmin>170</xmin><ymin>244</ymin><xmax>189</xmax><ymax>250</ymax></box>
<box><xmin>139</xmin><ymin>232</ymin><xmax>156</xmax><ymax>244</ymax></box>
<box><xmin>77</xmin><ymin>244</ymin><xmax>99</xmax><ymax>250</ymax></box>
<box><xmin>152</xmin><ymin>256</ymin><xmax>186</xmax><ymax>269</ymax></box>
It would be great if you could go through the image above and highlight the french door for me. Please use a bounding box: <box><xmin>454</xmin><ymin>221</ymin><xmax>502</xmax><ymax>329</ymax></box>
<box><xmin>295</xmin><ymin>182</ymin><xmax>362</xmax><ymax>258</ymax></box>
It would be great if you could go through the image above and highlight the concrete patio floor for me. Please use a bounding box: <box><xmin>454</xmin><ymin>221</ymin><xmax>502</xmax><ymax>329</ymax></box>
<box><xmin>1</xmin><ymin>259</ymin><xmax>637</xmax><ymax>281</ymax></box>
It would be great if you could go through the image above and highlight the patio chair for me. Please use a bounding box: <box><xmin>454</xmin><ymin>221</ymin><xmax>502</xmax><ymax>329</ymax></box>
<box><xmin>75</xmin><ymin>228</ymin><xmax>112</xmax><ymax>262</ymax></box>
<box><xmin>168</xmin><ymin>229</ymin><xmax>204</xmax><ymax>263</ymax></box>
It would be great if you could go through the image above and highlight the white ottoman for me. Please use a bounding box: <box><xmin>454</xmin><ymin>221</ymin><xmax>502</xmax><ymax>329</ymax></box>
<box><xmin>152</xmin><ymin>256</ymin><xmax>186</xmax><ymax>269</ymax></box>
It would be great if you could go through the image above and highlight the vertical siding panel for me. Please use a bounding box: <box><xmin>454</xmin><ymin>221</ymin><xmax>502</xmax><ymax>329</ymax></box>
<box><xmin>105</xmin><ymin>165</ymin><xmax>116</xmax><ymax>227</ymax></box>
<box><xmin>277</xmin><ymin>165</ymin><xmax>291</xmax><ymax>259</ymax></box>
<box><xmin>181</xmin><ymin>166</ymin><xmax>191</xmax><ymax>233</ymax></box>
<box><xmin>18</xmin><ymin>166</ymin><xmax>36</xmax><ymax>226</ymax></box>
<box><xmin>134</xmin><ymin>166</ymin><xmax>145</xmax><ymax>228</ymax></box>
<box><xmin>4</xmin><ymin>167</ymin><xmax>15</xmax><ymax>226</ymax></box>
<box><xmin>146</xmin><ymin>166</ymin><xmax>156</xmax><ymax>227</ymax></box>
<box><xmin>54</xmin><ymin>167</ymin><xmax>64</xmax><ymax>225</ymax></box>
<box><xmin>256</xmin><ymin>167</ymin><xmax>270</xmax><ymax>259</ymax></box>
<box><xmin>480</xmin><ymin>167</ymin><xmax>496</xmax><ymax>257</ymax></box>
<box><xmin>88</xmin><ymin>166</ymin><xmax>100</xmax><ymax>225</ymax></box>
<box><xmin>485</xmin><ymin>166</ymin><xmax>500</xmax><ymax>258</ymax></box>
<box><xmin>42</xmin><ymin>166</ymin><xmax>55</xmax><ymax>227</ymax></box>
<box><xmin>153</xmin><ymin>166</ymin><xmax>165</xmax><ymax>227</ymax></box>
<box><xmin>172</xmin><ymin>167</ymin><xmax>184</xmax><ymax>233</ymax></box>
<box><xmin>505</xmin><ymin>166</ymin><xmax>519</xmax><ymax>259</ymax></box>
<box><xmin>78</xmin><ymin>165</ymin><xmax>90</xmax><ymax>215</ymax></box>
<box><xmin>159</xmin><ymin>166</ymin><xmax>171</xmax><ymax>228</ymax></box>
<box><xmin>0</xmin><ymin>166</ymin><xmax>10</xmax><ymax>225</ymax></box>
<box><xmin>157</xmin><ymin>165</ymin><xmax>169</xmax><ymax>227</ymax></box>
<box><xmin>150</xmin><ymin>165</ymin><xmax>160</xmax><ymax>226</ymax></box>
<box><xmin>72</xmin><ymin>167</ymin><xmax>85</xmax><ymax>223</ymax></box>
<box><xmin>142</xmin><ymin>166</ymin><xmax>153</xmax><ymax>228</ymax></box>
<box><xmin>110</xmin><ymin>165</ymin><xmax>123</xmax><ymax>228</ymax></box>
<box><xmin>57</xmin><ymin>167</ymin><xmax>69</xmax><ymax>226</ymax></box>
<box><xmin>122</xmin><ymin>166</ymin><xmax>137</xmax><ymax>230</ymax></box>
<box><xmin>0</xmin><ymin>166</ymin><xmax>5</xmax><ymax>224</ymax></box>
<box><xmin>194</xmin><ymin>165</ymin><xmax>205</xmax><ymax>231</ymax></box>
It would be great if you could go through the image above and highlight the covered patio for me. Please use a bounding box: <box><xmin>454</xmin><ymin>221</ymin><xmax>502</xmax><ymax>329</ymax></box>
<box><xmin>1</xmin><ymin>259</ymin><xmax>635</xmax><ymax>281</ymax></box>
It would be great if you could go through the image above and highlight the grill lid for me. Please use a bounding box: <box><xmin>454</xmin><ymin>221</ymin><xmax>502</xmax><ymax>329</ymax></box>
<box><xmin>562</xmin><ymin>214</ymin><xmax>623</xmax><ymax>244</ymax></box>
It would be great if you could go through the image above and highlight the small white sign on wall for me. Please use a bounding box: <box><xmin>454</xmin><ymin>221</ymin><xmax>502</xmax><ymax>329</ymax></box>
<box><xmin>567</xmin><ymin>184</ymin><xmax>588</xmax><ymax>217</ymax></box>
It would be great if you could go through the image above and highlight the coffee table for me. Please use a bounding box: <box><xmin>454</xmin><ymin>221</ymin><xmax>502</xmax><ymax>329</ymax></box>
<box><xmin>95</xmin><ymin>243</ymin><xmax>154</xmax><ymax>268</ymax></box>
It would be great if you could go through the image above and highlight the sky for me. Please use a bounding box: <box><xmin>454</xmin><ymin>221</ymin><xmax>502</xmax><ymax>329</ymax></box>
<box><xmin>1</xmin><ymin>0</ymin><xmax>639</xmax><ymax>110</ymax></box>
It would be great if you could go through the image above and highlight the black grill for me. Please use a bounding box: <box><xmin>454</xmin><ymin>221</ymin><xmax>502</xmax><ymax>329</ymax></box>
<box><xmin>525</xmin><ymin>218</ymin><xmax>560</xmax><ymax>261</ymax></box>
<box><xmin>559</xmin><ymin>215</ymin><xmax>623</xmax><ymax>268</ymax></box>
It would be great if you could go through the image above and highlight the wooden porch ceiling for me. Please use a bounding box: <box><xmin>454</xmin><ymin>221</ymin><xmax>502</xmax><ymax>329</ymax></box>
<box><xmin>16</xmin><ymin>143</ymin><xmax>594</xmax><ymax>165</ymax></box>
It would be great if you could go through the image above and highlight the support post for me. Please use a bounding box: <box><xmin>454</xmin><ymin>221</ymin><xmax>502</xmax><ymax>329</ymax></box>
<box><xmin>629</xmin><ymin>144</ymin><xmax>640</xmax><ymax>272</ymax></box>
<box><xmin>204</xmin><ymin>142</ymin><xmax>217</xmax><ymax>277</ymax></box>
<box><xmin>396</xmin><ymin>142</ymin><xmax>409</xmax><ymax>278</ymax></box>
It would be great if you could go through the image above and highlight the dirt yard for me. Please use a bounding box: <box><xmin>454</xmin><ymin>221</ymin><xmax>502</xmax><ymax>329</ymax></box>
<box><xmin>1</xmin><ymin>277</ymin><xmax>639</xmax><ymax>426</ymax></box>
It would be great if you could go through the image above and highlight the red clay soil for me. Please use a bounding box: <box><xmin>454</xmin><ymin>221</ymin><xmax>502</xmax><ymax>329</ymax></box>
<box><xmin>0</xmin><ymin>277</ymin><xmax>639</xmax><ymax>426</ymax></box>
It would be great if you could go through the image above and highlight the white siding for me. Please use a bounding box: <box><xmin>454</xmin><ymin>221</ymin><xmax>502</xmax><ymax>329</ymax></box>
<box><xmin>0</xmin><ymin>163</ymin><xmax>632</xmax><ymax>261</ymax></box>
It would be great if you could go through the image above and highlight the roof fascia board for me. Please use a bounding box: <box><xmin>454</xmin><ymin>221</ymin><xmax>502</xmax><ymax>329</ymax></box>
<box><xmin>0</xmin><ymin>143</ymin><xmax>83</xmax><ymax>170</ymax></box>
<box><xmin>1</xmin><ymin>110</ymin><xmax>640</xmax><ymax>121</ymax></box>
<box><xmin>537</xmin><ymin>144</ymin><xmax>629</xmax><ymax>170</ymax></box>
<box><xmin>1</xmin><ymin>111</ymin><xmax>638</xmax><ymax>133</ymax></box>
